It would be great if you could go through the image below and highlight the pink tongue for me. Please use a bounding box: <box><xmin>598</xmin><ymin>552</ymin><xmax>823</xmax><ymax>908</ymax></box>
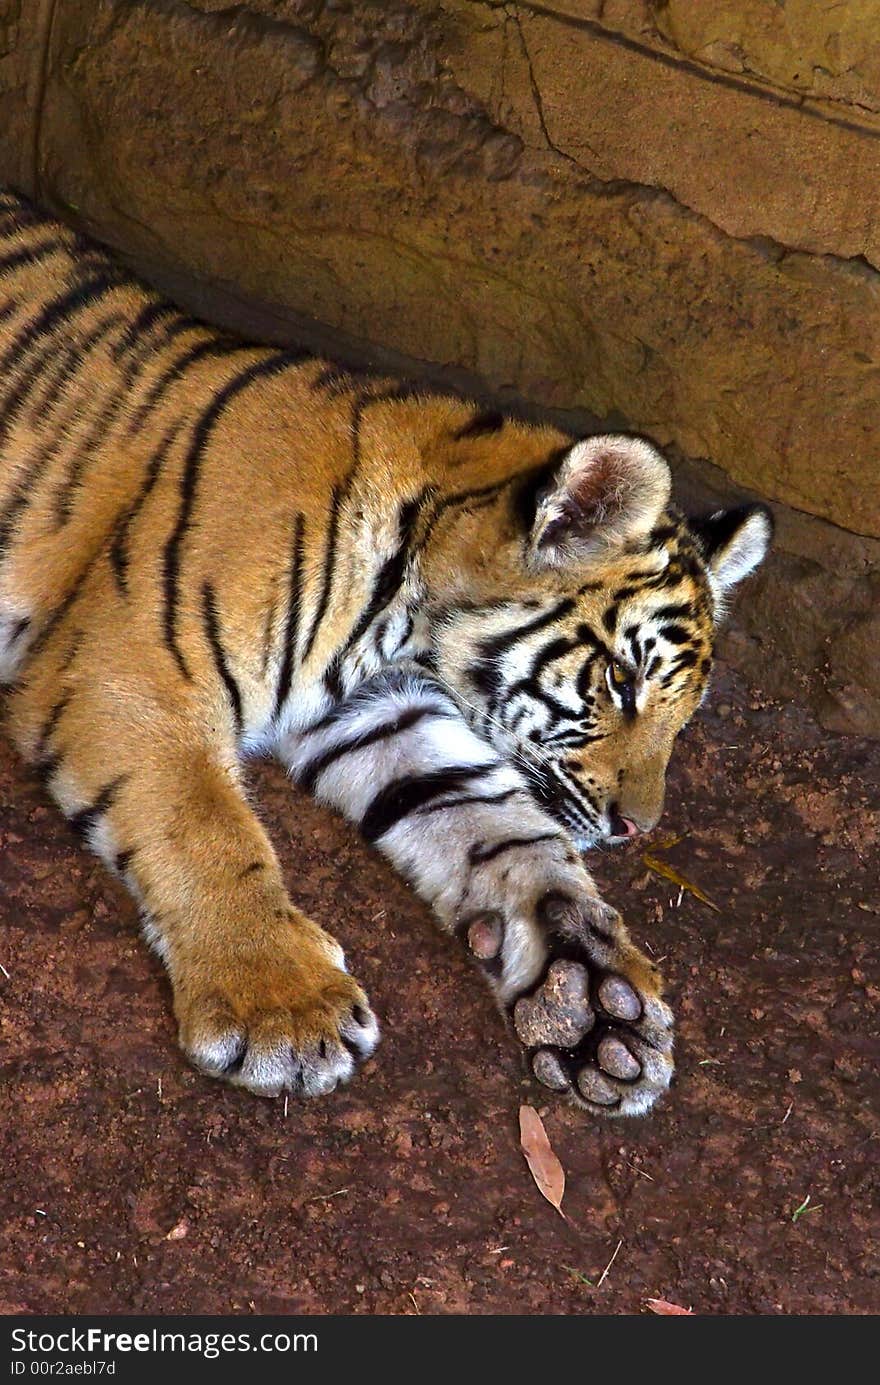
<box><xmin>619</xmin><ymin>817</ymin><xmax>639</xmax><ymax>837</ymax></box>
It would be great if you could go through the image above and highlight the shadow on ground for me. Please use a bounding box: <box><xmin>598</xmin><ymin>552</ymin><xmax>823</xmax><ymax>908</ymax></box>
<box><xmin>1</xmin><ymin>663</ymin><xmax>877</xmax><ymax>1315</ymax></box>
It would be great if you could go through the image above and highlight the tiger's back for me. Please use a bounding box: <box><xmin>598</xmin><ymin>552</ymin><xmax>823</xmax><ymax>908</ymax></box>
<box><xmin>0</xmin><ymin>189</ymin><xmax>572</xmax><ymax>729</ymax></box>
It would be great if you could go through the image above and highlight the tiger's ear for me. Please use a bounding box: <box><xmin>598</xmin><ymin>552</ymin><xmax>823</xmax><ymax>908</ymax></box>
<box><xmin>690</xmin><ymin>504</ymin><xmax>773</xmax><ymax>596</ymax></box>
<box><xmin>528</xmin><ymin>434</ymin><xmax>672</xmax><ymax>569</ymax></box>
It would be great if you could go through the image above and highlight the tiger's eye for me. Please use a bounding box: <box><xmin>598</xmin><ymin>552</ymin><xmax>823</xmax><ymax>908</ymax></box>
<box><xmin>609</xmin><ymin>659</ymin><xmax>629</xmax><ymax>686</ymax></box>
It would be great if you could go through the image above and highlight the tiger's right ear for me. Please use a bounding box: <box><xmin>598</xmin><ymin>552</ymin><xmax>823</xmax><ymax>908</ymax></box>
<box><xmin>527</xmin><ymin>434</ymin><xmax>672</xmax><ymax>569</ymax></box>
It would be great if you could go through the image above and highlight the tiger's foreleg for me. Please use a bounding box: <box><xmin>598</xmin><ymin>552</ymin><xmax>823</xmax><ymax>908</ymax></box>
<box><xmin>10</xmin><ymin>646</ymin><xmax>379</xmax><ymax>1098</ymax></box>
<box><xmin>281</xmin><ymin>675</ymin><xmax>674</xmax><ymax>1117</ymax></box>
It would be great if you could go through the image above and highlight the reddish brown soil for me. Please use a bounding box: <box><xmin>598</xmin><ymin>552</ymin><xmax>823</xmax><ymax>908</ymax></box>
<box><xmin>1</xmin><ymin>663</ymin><xmax>878</xmax><ymax>1316</ymax></box>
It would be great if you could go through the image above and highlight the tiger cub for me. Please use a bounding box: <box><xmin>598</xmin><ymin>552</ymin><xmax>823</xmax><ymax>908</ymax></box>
<box><xmin>0</xmin><ymin>188</ymin><xmax>771</xmax><ymax>1115</ymax></box>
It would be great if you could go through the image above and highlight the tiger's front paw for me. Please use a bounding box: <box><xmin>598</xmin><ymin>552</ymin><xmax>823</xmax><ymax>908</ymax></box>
<box><xmin>456</xmin><ymin>845</ymin><xmax>673</xmax><ymax>1117</ymax></box>
<box><xmin>172</xmin><ymin>916</ymin><xmax>379</xmax><ymax>1098</ymax></box>
<box><xmin>510</xmin><ymin>893</ymin><xmax>674</xmax><ymax>1117</ymax></box>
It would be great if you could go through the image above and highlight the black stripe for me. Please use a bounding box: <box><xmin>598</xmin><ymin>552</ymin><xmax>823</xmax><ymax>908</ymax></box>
<box><xmin>468</xmin><ymin>599</ymin><xmax>577</xmax><ymax>699</ymax></box>
<box><xmin>298</xmin><ymin>386</ymin><xmax>420</xmax><ymax>665</ymax></box>
<box><xmin>238</xmin><ymin>860</ymin><xmax>266</xmax><ymax>878</ymax></box>
<box><xmin>35</xmin><ymin>752</ymin><xmax>61</xmax><ymax>787</ymax></box>
<box><xmin>361</xmin><ymin>764</ymin><xmax>498</xmax><ymax>842</ymax></box>
<box><xmin>115</xmin><ymin>848</ymin><xmax>135</xmax><ymax>876</ymax></box>
<box><xmin>649</xmin><ymin>523</ymin><xmax>680</xmax><ymax>547</ymax></box>
<box><xmin>35</xmin><ymin>691</ymin><xmax>72</xmax><ymax>766</ymax></box>
<box><xmin>602</xmin><ymin>603</ymin><xmax>618</xmax><ymax>634</ymax></box>
<box><xmin>412</xmin><ymin>480</ymin><xmax>508</xmax><ymax>560</ymax></box>
<box><xmin>0</xmin><ymin>269</ymin><xmax>130</xmax><ymax>389</ymax></box>
<box><xmin>453</xmin><ymin>410</ymin><xmax>506</xmax><ymax>440</ymax></box>
<box><xmin>109</xmin><ymin>424</ymin><xmax>180</xmax><ymax>595</ymax></box>
<box><xmin>651</xmin><ymin>602</ymin><xmax>693</xmax><ymax>622</ymax></box>
<box><xmin>574</xmin><ymin>621</ymin><xmax>614</xmax><ymax>660</ymax></box>
<box><xmin>52</xmin><ymin>365</ymin><xmax>139</xmax><ymax>523</ymax></box>
<box><xmin>5</xmin><ymin>615</ymin><xmax>30</xmax><ymax>645</ymax></box>
<box><xmin>0</xmin><ymin>236</ymin><xmax>67</xmax><ymax>279</ymax></box>
<box><xmin>502</xmin><ymin>678</ymin><xmax>581</xmax><ymax>727</ymax></box>
<box><xmin>109</xmin><ymin>299</ymin><xmax>180</xmax><ymax>362</ymax></box>
<box><xmin>480</xmin><ymin>599</ymin><xmax>577</xmax><ymax>660</ymax></box>
<box><xmin>658</xmin><ymin>623</ymin><xmax>692</xmax><ymax>645</ymax></box>
<box><xmin>414</xmin><ymin>786</ymin><xmax>520</xmax><ymax>818</ymax></box>
<box><xmin>162</xmin><ymin>350</ymin><xmax>307</xmax><ymax>676</ymax></box>
<box><xmin>529</xmin><ymin>635</ymin><xmax>576</xmax><ymax>680</ymax></box>
<box><xmin>660</xmin><ymin>648</ymin><xmax>700</xmax><ymax>686</ymax></box>
<box><xmin>298</xmin><ymin>703</ymin><xmax>447</xmax><ymax>795</ymax></box>
<box><xmin>273</xmin><ymin>512</ymin><xmax>306</xmax><ymax>719</ymax></box>
<box><xmin>52</xmin><ymin>305</ymin><xmax>191</xmax><ymax>515</ymax></box>
<box><xmin>310</xmin><ymin>366</ymin><xmax>369</xmax><ymax>397</ymax></box>
<box><xmin>341</xmin><ymin>488</ymin><xmax>431</xmax><ymax>655</ymax></box>
<box><xmin>300</xmin><ymin>485</ymin><xmax>343</xmax><ymax>662</ymax></box>
<box><xmin>0</xmin><ymin>344</ymin><xmax>82</xmax><ymax>560</ymax></box>
<box><xmin>0</xmin><ymin>273</ymin><xmax>131</xmax><ymax>491</ymax></box>
<box><xmin>468</xmin><ymin>832</ymin><xmax>561</xmax><ymax>865</ymax></box>
<box><xmin>522</xmin><ymin>756</ymin><xmax>598</xmax><ymax>828</ymax></box>
<box><xmin>323</xmin><ymin>656</ymin><xmax>345</xmax><ymax>702</ymax></box>
<box><xmin>68</xmin><ymin>776</ymin><xmax>127</xmax><ymax>842</ymax></box>
<box><xmin>201</xmin><ymin>581</ymin><xmax>244</xmax><ymax>734</ymax></box>
<box><xmin>127</xmin><ymin>336</ymin><xmax>255</xmax><ymax>432</ymax></box>
<box><xmin>575</xmin><ymin>650</ymin><xmax>600</xmax><ymax>701</ymax></box>
<box><xmin>27</xmin><ymin>310</ymin><xmax>128</xmax><ymax>425</ymax></box>
<box><xmin>25</xmin><ymin>552</ymin><xmax>100</xmax><ymax>661</ymax></box>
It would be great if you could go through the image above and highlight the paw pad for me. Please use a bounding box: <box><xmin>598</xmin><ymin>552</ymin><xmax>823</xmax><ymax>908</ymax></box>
<box><xmin>598</xmin><ymin>975</ymin><xmax>642</xmax><ymax>1021</ymax></box>
<box><xmin>597</xmin><ymin>1034</ymin><xmax>641</xmax><ymax>1080</ymax></box>
<box><xmin>576</xmin><ymin>1068</ymin><xmax>619</xmax><ymax>1106</ymax></box>
<box><xmin>513</xmin><ymin>959</ymin><xmax>593</xmax><ymax>1047</ymax></box>
<box><xmin>466</xmin><ymin>911</ymin><xmax>504</xmax><ymax>960</ymax></box>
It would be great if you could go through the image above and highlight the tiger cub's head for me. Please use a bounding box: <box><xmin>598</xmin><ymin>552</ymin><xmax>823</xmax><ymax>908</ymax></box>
<box><xmin>429</xmin><ymin>434</ymin><xmax>772</xmax><ymax>849</ymax></box>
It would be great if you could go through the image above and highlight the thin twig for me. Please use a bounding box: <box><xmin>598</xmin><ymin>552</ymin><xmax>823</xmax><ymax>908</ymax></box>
<box><xmin>625</xmin><ymin>1160</ymin><xmax>654</xmax><ymax>1182</ymax></box>
<box><xmin>596</xmin><ymin>1238</ymin><xmax>623</xmax><ymax>1288</ymax></box>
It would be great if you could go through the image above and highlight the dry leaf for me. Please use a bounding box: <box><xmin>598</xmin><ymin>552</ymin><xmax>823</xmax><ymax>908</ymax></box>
<box><xmin>646</xmin><ymin>1298</ymin><xmax>694</xmax><ymax>1315</ymax></box>
<box><xmin>519</xmin><ymin>1105</ymin><xmax>565</xmax><ymax>1217</ymax></box>
<box><xmin>642</xmin><ymin>851</ymin><xmax>719</xmax><ymax>912</ymax></box>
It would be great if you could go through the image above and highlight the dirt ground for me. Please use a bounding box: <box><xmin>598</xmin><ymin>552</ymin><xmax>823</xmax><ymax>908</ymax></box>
<box><xmin>1</xmin><ymin>661</ymin><xmax>877</xmax><ymax>1316</ymax></box>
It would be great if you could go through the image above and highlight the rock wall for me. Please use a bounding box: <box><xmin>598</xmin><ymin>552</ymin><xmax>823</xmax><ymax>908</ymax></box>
<box><xmin>1</xmin><ymin>0</ymin><xmax>878</xmax><ymax>733</ymax></box>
